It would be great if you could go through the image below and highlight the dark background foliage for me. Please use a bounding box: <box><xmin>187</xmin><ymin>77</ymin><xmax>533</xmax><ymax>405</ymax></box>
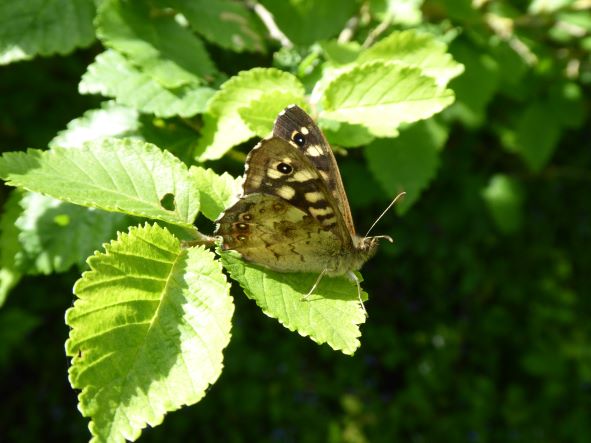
<box><xmin>1</xmin><ymin>0</ymin><xmax>590</xmax><ymax>442</ymax></box>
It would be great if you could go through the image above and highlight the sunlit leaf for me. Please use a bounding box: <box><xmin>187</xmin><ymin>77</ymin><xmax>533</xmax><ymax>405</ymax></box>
<box><xmin>0</xmin><ymin>138</ymin><xmax>200</xmax><ymax>227</ymax></box>
<box><xmin>0</xmin><ymin>0</ymin><xmax>95</xmax><ymax>64</ymax></box>
<box><xmin>321</xmin><ymin>61</ymin><xmax>454</xmax><ymax>137</ymax></box>
<box><xmin>66</xmin><ymin>224</ymin><xmax>233</xmax><ymax>442</ymax></box>
<box><xmin>220</xmin><ymin>250</ymin><xmax>366</xmax><ymax>355</ymax></box>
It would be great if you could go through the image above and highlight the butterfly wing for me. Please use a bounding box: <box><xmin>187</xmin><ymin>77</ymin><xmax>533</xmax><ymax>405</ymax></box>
<box><xmin>215</xmin><ymin>192</ymin><xmax>342</xmax><ymax>273</ymax></box>
<box><xmin>273</xmin><ymin>105</ymin><xmax>357</xmax><ymax>237</ymax></box>
<box><xmin>241</xmin><ymin>137</ymin><xmax>352</xmax><ymax>242</ymax></box>
<box><xmin>215</xmin><ymin>137</ymin><xmax>354</xmax><ymax>272</ymax></box>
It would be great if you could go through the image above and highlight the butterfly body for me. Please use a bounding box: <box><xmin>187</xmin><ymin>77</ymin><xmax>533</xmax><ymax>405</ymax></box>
<box><xmin>215</xmin><ymin>105</ymin><xmax>383</xmax><ymax>280</ymax></box>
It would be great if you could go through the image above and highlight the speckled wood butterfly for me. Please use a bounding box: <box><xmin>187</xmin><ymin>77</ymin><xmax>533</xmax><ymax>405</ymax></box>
<box><xmin>215</xmin><ymin>105</ymin><xmax>394</xmax><ymax>313</ymax></box>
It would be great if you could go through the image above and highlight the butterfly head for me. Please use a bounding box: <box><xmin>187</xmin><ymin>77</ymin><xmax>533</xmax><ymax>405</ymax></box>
<box><xmin>345</xmin><ymin>234</ymin><xmax>391</xmax><ymax>273</ymax></box>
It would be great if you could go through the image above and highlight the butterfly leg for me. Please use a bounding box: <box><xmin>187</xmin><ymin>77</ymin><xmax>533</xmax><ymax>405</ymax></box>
<box><xmin>347</xmin><ymin>271</ymin><xmax>368</xmax><ymax>318</ymax></box>
<box><xmin>301</xmin><ymin>268</ymin><xmax>329</xmax><ymax>301</ymax></box>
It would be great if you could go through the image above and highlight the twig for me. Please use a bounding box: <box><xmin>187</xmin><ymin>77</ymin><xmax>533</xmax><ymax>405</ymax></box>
<box><xmin>362</xmin><ymin>14</ymin><xmax>392</xmax><ymax>48</ymax></box>
<box><xmin>248</xmin><ymin>1</ymin><xmax>292</xmax><ymax>48</ymax></box>
<box><xmin>485</xmin><ymin>13</ymin><xmax>538</xmax><ymax>65</ymax></box>
<box><xmin>338</xmin><ymin>16</ymin><xmax>360</xmax><ymax>43</ymax></box>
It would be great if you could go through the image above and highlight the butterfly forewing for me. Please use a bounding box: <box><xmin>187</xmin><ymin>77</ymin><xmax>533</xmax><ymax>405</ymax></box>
<box><xmin>241</xmin><ymin>138</ymin><xmax>351</xmax><ymax>242</ymax></box>
<box><xmin>273</xmin><ymin>105</ymin><xmax>357</xmax><ymax>237</ymax></box>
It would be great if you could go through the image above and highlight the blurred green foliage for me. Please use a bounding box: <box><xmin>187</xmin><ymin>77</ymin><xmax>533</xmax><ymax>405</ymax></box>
<box><xmin>1</xmin><ymin>0</ymin><xmax>590</xmax><ymax>441</ymax></box>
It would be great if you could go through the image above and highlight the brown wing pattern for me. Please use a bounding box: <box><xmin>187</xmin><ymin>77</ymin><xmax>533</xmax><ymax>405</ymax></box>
<box><xmin>241</xmin><ymin>138</ymin><xmax>352</xmax><ymax>244</ymax></box>
<box><xmin>272</xmin><ymin>105</ymin><xmax>357</xmax><ymax>237</ymax></box>
<box><xmin>215</xmin><ymin>193</ymin><xmax>341</xmax><ymax>273</ymax></box>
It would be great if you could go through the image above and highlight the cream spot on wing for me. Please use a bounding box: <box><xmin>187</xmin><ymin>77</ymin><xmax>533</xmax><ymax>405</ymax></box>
<box><xmin>277</xmin><ymin>185</ymin><xmax>296</xmax><ymax>200</ymax></box>
<box><xmin>306</xmin><ymin>144</ymin><xmax>324</xmax><ymax>157</ymax></box>
<box><xmin>319</xmin><ymin>170</ymin><xmax>330</xmax><ymax>181</ymax></box>
<box><xmin>266</xmin><ymin>168</ymin><xmax>283</xmax><ymax>179</ymax></box>
<box><xmin>305</xmin><ymin>191</ymin><xmax>324</xmax><ymax>203</ymax></box>
<box><xmin>309</xmin><ymin>206</ymin><xmax>334</xmax><ymax>217</ymax></box>
<box><xmin>290</xmin><ymin>169</ymin><xmax>316</xmax><ymax>182</ymax></box>
<box><xmin>300</xmin><ymin>126</ymin><xmax>309</xmax><ymax>135</ymax></box>
<box><xmin>248</xmin><ymin>174</ymin><xmax>263</xmax><ymax>188</ymax></box>
<box><xmin>318</xmin><ymin>215</ymin><xmax>337</xmax><ymax>226</ymax></box>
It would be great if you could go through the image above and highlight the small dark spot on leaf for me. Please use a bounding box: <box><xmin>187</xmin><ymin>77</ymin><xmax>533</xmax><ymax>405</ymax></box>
<box><xmin>160</xmin><ymin>193</ymin><xmax>176</xmax><ymax>211</ymax></box>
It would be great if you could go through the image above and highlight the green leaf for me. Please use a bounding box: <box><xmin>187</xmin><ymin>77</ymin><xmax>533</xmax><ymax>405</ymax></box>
<box><xmin>0</xmin><ymin>190</ymin><xmax>24</xmax><ymax>307</ymax></box>
<box><xmin>370</xmin><ymin>0</ymin><xmax>424</xmax><ymax>26</ymax></box>
<box><xmin>320</xmin><ymin>40</ymin><xmax>362</xmax><ymax>66</ymax></box>
<box><xmin>0</xmin><ymin>308</ymin><xmax>40</xmax><ymax>364</ymax></box>
<box><xmin>319</xmin><ymin>119</ymin><xmax>375</xmax><ymax>148</ymax></box>
<box><xmin>164</xmin><ymin>0</ymin><xmax>265</xmax><ymax>52</ymax></box>
<box><xmin>97</xmin><ymin>0</ymin><xmax>216</xmax><ymax>89</ymax></box>
<box><xmin>482</xmin><ymin>174</ymin><xmax>524</xmax><ymax>234</ymax></box>
<box><xmin>548</xmin><ymin>82</ymin><xmax>587</xmax><ymax>129</ymax></box>
<box><xmin>80</xmin><ymin>50</ymin><xmax>214</xmax><ymax>118</ymax></box>
<box><xmin>189</xmin><ymin>167</ymin><xmax>242</xmax><ymax>222</ymax></box>
<box><xmin>196</xmin><ymin>68</ymin><xmax>305</xmax><ymax>161</ymax></box>
<box><xmin>365</xmin><ymin>119</ymin><xmax>448</xmax><ymax>213</ymax></box>
<box><xmin>358</xmin><ymin>30</ymin><xmax>464</xmax><ymax>87</ymax></box>
<box><xmin>0</xmin><ymin>0</ymin><xmax>95</xmax><ymax>65</ymax></box>
<box><xmin>529</xmin><ymin>0</ymin><xmax>574</xmax><ymax>14</ymax></box>
<box><xmin>0</xmin><ymin>139</ymin><xmax>200</xmax><ymax>227</ymax></box>
<box><xmin>259</xmin><ymin>0</ymin><xmax>359</xmax><ymax>46</ymax></box>
<box><xmin>238</xmin><ymin>93</ymin><xmax>309</xmax><ymax>138</ymax></box>
<box><xmin>321</xmin><ymin>62</ymin><xmax>455</xmax><ymax>137</ymax></box>
<box><xmin>49</xmin><ymin>101</ymin><xmax>200</xmax><ymax>164</ymax></box>
<box><xmin>66</xmin><ymin>224</ymin><xmax>233</xmax><ymax>442</ymax></box>
<box><xmin>512</xmin><ymin>101</ymin><xmax>563</xmax><ymax>172</ymax></box>
<box><xmin>220</xmin><ymin>250</ymin><xmax>366</xmax><ymax>355</ymax></box>
<box><xmin>15</xmin><ymin>191</ymin><xmax>131</xmax><ymax>275</ymax></box>
<box><xmin>0</xmin><ymin>268</ymin><xmax>20</xmax><ymax>308</ymax></box>
<box><xmin>444</xmin><ymin>40</ymin><xmax>499</xmax><ymax>127</ymax></box>
<box><xmin>50</xmin><ymin>102</ymin><xmax>141</xmax><ymax>149</ymax></box>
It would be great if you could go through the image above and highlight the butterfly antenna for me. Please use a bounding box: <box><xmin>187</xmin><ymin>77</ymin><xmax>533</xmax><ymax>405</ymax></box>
<box><xmin>364</xmin><ymin>192</ymin><xmax>406</xmax><ymax>238</ymax></box>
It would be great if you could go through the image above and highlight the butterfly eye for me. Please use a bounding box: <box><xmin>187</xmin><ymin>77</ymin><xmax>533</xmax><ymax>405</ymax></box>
<box><xmin>277</xmin><ymin>162</ymin><xmax>293</xmax><ymax>174</ymax></box>
<box><xmin>292</xmin><ymin>132</ymin><xmax>306</xmax><ymax>147</ymax></box>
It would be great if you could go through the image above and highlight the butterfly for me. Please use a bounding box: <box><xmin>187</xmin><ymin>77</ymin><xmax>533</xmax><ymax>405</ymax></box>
<box><xmin>215</xmin><ymin>105</ymin><xmax>393</xmax><ymax>313</ymax></box>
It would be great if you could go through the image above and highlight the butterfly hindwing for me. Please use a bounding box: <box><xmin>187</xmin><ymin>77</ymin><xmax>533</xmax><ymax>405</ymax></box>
<box><xmin>216</xmin><ymin>193</ymin><xmax>342</xmax><ymax>273</ymax></box>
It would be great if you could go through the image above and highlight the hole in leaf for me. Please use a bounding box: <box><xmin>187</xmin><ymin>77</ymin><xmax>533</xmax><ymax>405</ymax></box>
<box><xmin>160</xmin><ymin>193</ymin><xmax>176</xmax><ymax>211</ymax></box>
